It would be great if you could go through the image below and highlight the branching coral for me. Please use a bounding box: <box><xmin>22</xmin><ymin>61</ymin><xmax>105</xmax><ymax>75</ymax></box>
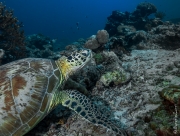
<box><xmin>0</xmin><ymin>2</ymin><xmax>26</xmax><ymax>64</ymax></box>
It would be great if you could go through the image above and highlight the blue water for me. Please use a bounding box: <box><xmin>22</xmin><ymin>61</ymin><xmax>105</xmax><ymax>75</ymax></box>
<box><xmin>3</xmin><ymin>0</ymin><xmax>180</xmax><ymax>44</ymax></box>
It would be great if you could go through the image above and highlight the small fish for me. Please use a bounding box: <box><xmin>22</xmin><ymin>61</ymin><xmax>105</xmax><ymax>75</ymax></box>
<box><xmin>76</xmin><ymin>22</ymin><xmax>80</xmax><ymax>30</ymax></box>
<box><xmin>76</xmin><ymin>22</ymin><xmax>79</xmax><ymax>27</ymax></box>
<box><xmin>51</xmin><ymin>39</ymin><xmax>57</xmax><ymax>44</ymax></box>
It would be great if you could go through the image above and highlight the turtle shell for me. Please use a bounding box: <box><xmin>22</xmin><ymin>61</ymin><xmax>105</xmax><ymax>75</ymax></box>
<box><xmin>0</xmin><ymin>58</ymin><xmax>61</xmax><ymax>136</ymax></box>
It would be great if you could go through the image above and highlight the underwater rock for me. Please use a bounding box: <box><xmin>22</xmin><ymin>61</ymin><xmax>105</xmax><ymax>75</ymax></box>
<box><xmin>99</xmin><ymin>70</ymin><xmax>128</xmax><ymax>87</ymax></box>
<box><xmin>174</xmin><ymin>61</ymin><xmax>180</xmax><ymax>68</ymax></box>
<box><xmin>108</xmin><ymin>21</ymin><xmax>175</xmax><ymax>51</ymax></box>
<box><xmin>149</xmin><ymin>106</ymin><xmax>180</xmax><ymax>136</ymax></box>
<box><xmin>113</xmin><ymin>22</ymin><xmax>180</xmax><ymax>50</ymax></box>
<box><xmin>127</xmin><ymin>30</ymin><xmax>147</xmax><ymax>47</ymax></box>
<box><xmin>117</xmin><ymin>25</ymin><xmax>136</xmax><ymax>35</ymax></box>
<box><xmin>104</xmin><ymin>10</ymin><xmax>129</xmax><ymax>36</ymax></box>
<box><xmin>143</xmin><ymin>19</ymin><xmax>163</xmax><ymax>32</ymax></box>
<box><xmin>93</xmin><ymin>52</ymin><xmax>105</xmax><ymax>65</ymax></box>
<box><xmin>149</xmin><ymin>85</ymin><xmax>180</xmax><ymax>135</ymax></box>
<box><xmin>105</xmin><ymin>2</ymin><xmax>159</xmax><ymax>36</ymax></box>
<box><xmin>106</xmin><ymin>37</ymin><xmax>131</xmax><ymax>58</ymax></box>
<box><xmin>70</xmin><ymin>58</ymin><xmax>101</xmax><ymax>90</ymax></box>
<box><xmin>159</xmin><ymin>85</ymin><xmax>180</xmax><ymax>105</ymax></box>
<box><xmin>144</xmin><ymin>23</ymin><xmax>180</xmax><ymax>50</ymax></box>
<box><xmin>0</xmin><ymin>49</ymin><xmax>4</xmax><ymax>65</ymax></box>
<box><xmin>101</xmin><ymin>51</ymin><xmax>124</xmax><ymax>71</ymax></box>
<box><xmin>94</xmin><ymin>51</ymin><xmax>131</xmax><ymax>87</ymax></box>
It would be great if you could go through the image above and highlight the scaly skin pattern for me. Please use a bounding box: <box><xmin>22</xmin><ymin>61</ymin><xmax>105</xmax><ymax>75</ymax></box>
<box><xmin>60</xmin><ymin>89</ymin><xmax>127</xmax><ymax>136</ymax></box>
<box><xmin>0</xmin><ymin>58</ymin><xmax>61</xmax><ymax>136</ymax></box>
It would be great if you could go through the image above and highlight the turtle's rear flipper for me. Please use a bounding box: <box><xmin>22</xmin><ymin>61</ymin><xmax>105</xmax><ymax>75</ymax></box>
<box><xmin>61</xmin><ymin>90</ymin><xmax>127</xmax><ymax>136</ymax></box>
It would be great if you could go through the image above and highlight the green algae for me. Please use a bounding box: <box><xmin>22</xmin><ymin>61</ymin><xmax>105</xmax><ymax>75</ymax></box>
<box><xmin>100</xmin><ymin>70</ymin><xmax>127</xmax><ymax>87</ymax></box>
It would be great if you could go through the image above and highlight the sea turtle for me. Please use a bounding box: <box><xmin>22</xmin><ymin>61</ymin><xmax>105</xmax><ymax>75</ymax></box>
<box><xmin>0</xmin><ymin>49</ymin><xmax>127</xmax><ymax>136</ymax></box>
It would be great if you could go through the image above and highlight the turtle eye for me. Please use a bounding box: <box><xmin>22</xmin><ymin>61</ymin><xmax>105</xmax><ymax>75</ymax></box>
<box><xmin>81</xmin><ymin>50</ymin><xmax>89</xmax><ymax>57</ymax></box>
<box><xmin>67</xmin><ymin>56</ymin><xmax>72</xmax><ymax>60</ymax></box>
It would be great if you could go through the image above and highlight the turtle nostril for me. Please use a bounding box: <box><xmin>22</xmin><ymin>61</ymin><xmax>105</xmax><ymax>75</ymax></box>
<box><xmin>81</xmin><ymin>53</ymin><xmax>87</xmax><ymax>56</ymax></box>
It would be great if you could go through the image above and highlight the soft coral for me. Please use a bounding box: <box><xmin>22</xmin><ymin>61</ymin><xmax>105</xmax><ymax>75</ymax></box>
<box><xmin>0</xmin><ymin>2</ymin><xmax>26</xmax><ymax>64</ymax></box>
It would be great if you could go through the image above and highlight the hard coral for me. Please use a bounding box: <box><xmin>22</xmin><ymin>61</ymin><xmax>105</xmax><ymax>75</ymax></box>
<box><xmin>117</xmin><ymin>25</ymin><xmax>136</xmax><ymax>35</ymax></box>
<box><xmin>0</xmin><ymin>2</ymin><xmax>26</xmax><ymax>64</ymax></box>
<box><xmin>26</xmin><ymin>34</ymin><xmax>52</xmax><ymax>50</ymax></box>
<box><xmin>105</xmin><ymin>2</ymin><xmax>159</xmax><ymax>36</ymax></box>
<box><xmin>96</xmin><ymin>30</ymin><xmax>109</xmax><ymax>44</ymax></box>
<box><xmin>84</xmin><ymin>35</ymin><xmax>100</xmax><ymax>49</ymax></box>
<box><xmin>133</xmin><ymin>2</ymin><xmax>157</xmax><ymax>18</ymax></box>
<box><xmin>84</xmin><ymin>30</ymin><xmax>109</xmax><ymax>50</ymax></box>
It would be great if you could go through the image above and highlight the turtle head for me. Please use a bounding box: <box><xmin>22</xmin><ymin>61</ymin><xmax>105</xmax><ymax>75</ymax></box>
<box><xmin>56</xmin><ymin>49</ymin><xmax>92</xmax><ymax>80</ymax></box>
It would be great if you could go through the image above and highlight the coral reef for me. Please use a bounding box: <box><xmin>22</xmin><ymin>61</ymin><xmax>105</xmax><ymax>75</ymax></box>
<box><xmin>117</xmin><ymin>25</ymin><xmax>136</xmax><ymax>35</ymax></box>
<box><xmin>127</xmin><ymin>23</ymin><xmax>180</xmax><ymax>50</ymax></box>
<box><xmin>0</xmin><ymin>2</ymin><xmax>26</xmax><ymax>64</ymax></box>
<box><xmin>84</xmin><ymin>30</ymin><xmax>109</xmax><ymax>50</ymax></box>
<box><xmin>26</xmin><ymin>33</ymin><xmax>52</xmax><ymax>50</ymax></box>
<box><xmin>104</xmin><ymin>18</ymin><xmax>180</xmax><ymax>51</ymax></box>
<box><xmin>30</xmin><ymin>48</ymin><xmax>180</xmax><ymax>136</ymax></box>
<box><xmin>96</xmin><ymin>30</ymin><xmax>109</xmax><ymax>44</ymax></box>
<box><xmin>5</xmin><ymin>2</ymin><xmax>179</xmax><ymax>136</ymax></box>
<box><xmin>25</xmin><ymin>34</ymin><xmax>59</xmax><ymax>59</ymax></box>
<box><xmin>93</xmin><ymin>52</ymin><xmax>105</xmax><ymax>65</ymax></box>
<box><xmin>84</xmin><ymin>35</ymin><xmax>100</xmax><ymax>49</ymax></box>
<box><xmin>132</xmin><ymin>2</ymin><xmax>157</xmax><ymax>18</ymax></box>
<box><xmin>92</xmin><ymin>49</ymin><xmax>180</xmax><ymax>135</ymax></box>
<box><xmin>105</xmin><ymin>2</ymin><xmax>159</xmax><ymax>36</ymax></box>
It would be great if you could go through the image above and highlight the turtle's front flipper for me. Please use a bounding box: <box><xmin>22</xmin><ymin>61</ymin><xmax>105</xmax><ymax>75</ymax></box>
<box><xmin>60</xmin><ymin>90</ymin><xmax>127</xmax><ymax>136</ymax></box>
